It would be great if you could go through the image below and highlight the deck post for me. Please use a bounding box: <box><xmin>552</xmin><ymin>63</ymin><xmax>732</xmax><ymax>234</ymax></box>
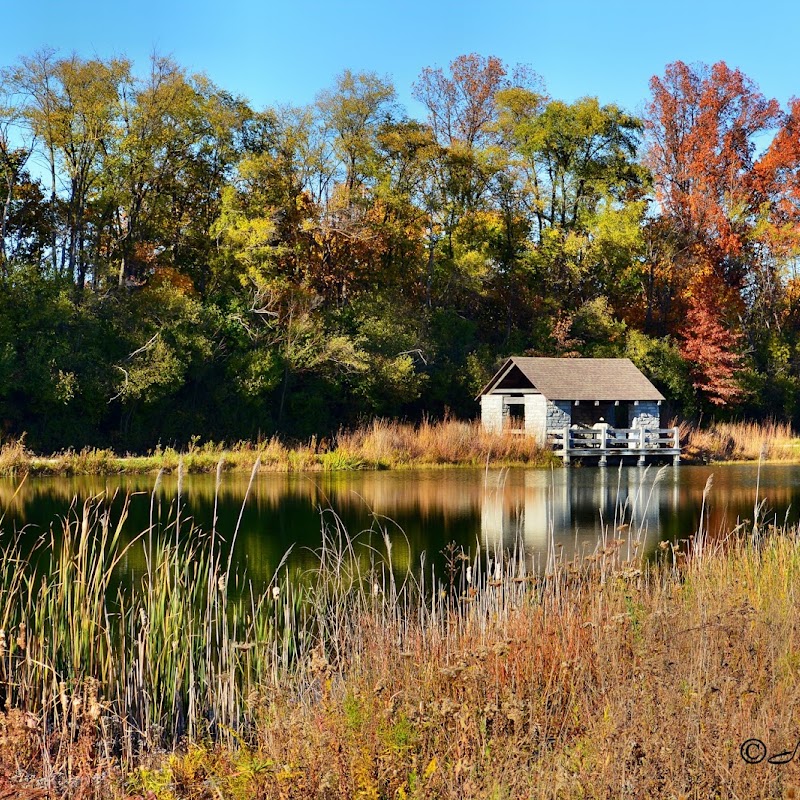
<box><xmin>563</xmin><ymin>426</ymin><xmax>571</xmax><ymax>465</ymax></box>
<box><xmin>672</xmin><ymin>426</ymin><xmax>681</xmax><ymax>466</ymax></box>
<box><xmin>599</xmin><ymin>425</ymin><xmax>607</xmax><ymax>466</ymax></box>
<box><xmin>637</xmin><ymin>425</ymin><xmax>646</xmax><ymax>466</ymax></box>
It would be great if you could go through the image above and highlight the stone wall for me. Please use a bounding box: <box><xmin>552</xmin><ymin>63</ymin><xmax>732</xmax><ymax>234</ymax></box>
<box><xmin>545</xmin><ymin>400</ymin><xmax>572</xmax><ymax>432</ymax></box>
<box><xmin>524</xmin><ymin>394</ymin><xmax>547</xmax><ymax>444</ymax></box>
<box><xmin>481</xmin><ymin>395</ymin><xmax>505</xmax><ymax>433</ymax></box>
<box><xmin>628</xmin><ymin>401</ymin><xmax>661</xmax><ymax>430</ymax></box>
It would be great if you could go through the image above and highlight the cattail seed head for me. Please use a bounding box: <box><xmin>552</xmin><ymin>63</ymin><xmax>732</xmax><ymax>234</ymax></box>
<box><xmin>16</xmin><ymin>623</ymin><xmax>26</xmax><ymax>651</ymax></box>
<box><xmin>88</xmin><ymin>699</ymin><xmax>102</xmax><ymax>721</ymax></box>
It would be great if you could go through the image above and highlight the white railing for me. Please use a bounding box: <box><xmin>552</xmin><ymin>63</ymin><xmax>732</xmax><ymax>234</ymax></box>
<box><xmin>547</xmin><ymin>426</ymin><xmax>681</xmax><ymax>463</ymax></box>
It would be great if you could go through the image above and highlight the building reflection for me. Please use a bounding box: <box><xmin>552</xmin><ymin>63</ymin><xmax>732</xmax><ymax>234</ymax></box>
<box><xmin>479</xmin><ymin>466</ymin><xmax>680</xmax><ymax>560</ymax></box>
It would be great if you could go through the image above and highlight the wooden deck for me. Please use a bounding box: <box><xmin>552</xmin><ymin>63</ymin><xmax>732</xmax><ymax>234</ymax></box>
<box><xmin>547</xmin><ymin>426</ymin><xmax>681</xmax><ymax>466</ymax></box>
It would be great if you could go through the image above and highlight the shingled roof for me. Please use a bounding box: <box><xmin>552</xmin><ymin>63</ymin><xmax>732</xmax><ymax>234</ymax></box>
<box><xmin>477</xmin><ymin>357</ymin><xmax>665</xmax><ymax>401</ymax></box>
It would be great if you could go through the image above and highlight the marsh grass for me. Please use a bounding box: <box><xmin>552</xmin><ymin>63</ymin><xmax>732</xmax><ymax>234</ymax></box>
<box><xmin>335</xmin><ymin>417</ymin><xmax>555</xmax><ymax>467</ymax></box>
<box><xmin>683</xmin><ymin>418</ymin><xmax>798</xmax><ymax>462</ymax></box>
<box><xmin>4</xmin><ymin>418</ymin><xmax>800</xmax><ymax>478</ymax></box>
<box><xmin>0</xmin><ymin>420</ymin><xmax>558</xmax><ymax>478</ymax></box>
<box><xmin>1</xmin><ymin>467</ymin><xmax>800</xmax><ymax>797</ymax></box>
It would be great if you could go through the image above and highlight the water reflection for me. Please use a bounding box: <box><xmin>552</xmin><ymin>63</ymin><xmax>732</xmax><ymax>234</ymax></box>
<box><xmin>480</xmin><ymin>466</ymin><xmax>674</xmax><ymax>560</ymax></box>
<box><xmin>0</xmin><ymin>464</ymin><xmax>790</xmax><ymax>585</ymax></box>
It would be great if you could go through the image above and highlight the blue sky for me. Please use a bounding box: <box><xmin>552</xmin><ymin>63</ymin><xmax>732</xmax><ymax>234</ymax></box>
<box><xmin>3</xmin><ymin>0</ymin><xmax>799</xmax><ymax>117</ymax></box>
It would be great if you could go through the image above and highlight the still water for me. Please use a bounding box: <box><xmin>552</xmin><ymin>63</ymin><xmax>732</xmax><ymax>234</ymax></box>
<box><xmin>0</xmin><ymin>464</ymin><xmax>792</xmax><ymax>585</ymax></box>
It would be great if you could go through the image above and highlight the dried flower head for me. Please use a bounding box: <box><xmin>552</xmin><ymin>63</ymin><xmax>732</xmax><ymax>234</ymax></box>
<box><xmin>15</xmin><ymin>623</ymin><xmax>26</xmax><ymax>651</ymax></box>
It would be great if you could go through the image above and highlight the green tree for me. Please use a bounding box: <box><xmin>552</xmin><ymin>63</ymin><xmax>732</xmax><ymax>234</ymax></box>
<box><xmin>496</xmin><ymin>91</ymin><xmax>648</xmax><ymax>324</ymax></box>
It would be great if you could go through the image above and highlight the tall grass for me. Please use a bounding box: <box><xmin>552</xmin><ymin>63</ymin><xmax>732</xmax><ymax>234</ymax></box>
<box><xmin>682</xmin><ymin>418</ymin><xmax>797</xmax><ymax>462</ymax></box>
<box><xmin>2</xmin><ymin>470</ymin><xmax>800</xmax><ymax>796</ymax></box>
<box><xmin>0</xmin><ymin>419</ymin><xmax>558</xmax><ymax>477</ymax></box>
<box><xmin>335</xmin><ymin>417</ymin><xmax>556</xmax><ymax>467</ymax></box>
<box><xmin>4</xmin><ymin>418</ymin><xmax>800</xmax><ymax>478</ymax></box>
<box><xmin>0</xmin><ymin>468</ymin><xmax>302</xmax><ymax>789</ymax></box>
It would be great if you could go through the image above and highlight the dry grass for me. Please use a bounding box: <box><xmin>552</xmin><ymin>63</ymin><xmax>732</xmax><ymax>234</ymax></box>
<box><xmin>0</xmin><ymin>437</ymin><xmax>30</xmax><ymax>477</ymax></box>
<box><xmin>132</xmin><ymin>526</ymin><xmax>800</xmax><ymax>799</ymax></box>
<box><xmin>1</xmin><ymin>470</ymin><xmax>800</xmax><ymax>797</ymax></box>
<box><xmin>682</xmin><ymin>419</ymin><xmax>798</xmax><ymax>462</ymax></box>
<box><xmin>335</xmin><ymin>417</ymin><xmax>556</xmax><ymax>467</ymax></box>
<box><xmin>0</xmin><ymin>420</ymin><xmax>557</xmax><ymax>477</ymax></box>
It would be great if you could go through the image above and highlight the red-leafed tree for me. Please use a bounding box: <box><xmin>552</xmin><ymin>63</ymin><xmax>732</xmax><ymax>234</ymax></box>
<box><xmin>679</xmin><ymin>269</ymin><xmax>744</xmax><ymax>406</ymax></box>
<box><xmin>645</xmin><ymin>60</ymin><xmax>781</xmax><ymax>274</ymax></box>
<box><xmin>413</xmin><ymin>54</ymin><xmax>510</xmax><ymax>148</ymax></box>
<box><xmin>644</xmin><ymin>61</ymin><xmax>783</xmax><ymax>406</ymax></box>
<box><xmin>752</xmin><ymin>98</ymin><xmax>800</xmax><ymax>252</ymax></box>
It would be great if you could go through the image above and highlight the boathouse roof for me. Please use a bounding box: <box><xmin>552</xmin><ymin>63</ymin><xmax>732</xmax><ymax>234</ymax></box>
<box><xmin>477</xmin><ymin>357</ymin><xmax>665</xmax><ymax>402</ymax></box>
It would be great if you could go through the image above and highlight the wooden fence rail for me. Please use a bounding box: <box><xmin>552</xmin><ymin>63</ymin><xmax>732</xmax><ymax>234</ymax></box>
<box><xmin>547</xmin><ymin>426</ymin><xmax>681</xmax><ymax>466</ymax></box>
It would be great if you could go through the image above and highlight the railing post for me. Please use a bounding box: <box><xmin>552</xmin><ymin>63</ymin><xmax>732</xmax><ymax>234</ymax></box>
<box><xmin>673</xmin><ymin>425</ymin><xmax>681</xmax><ymax>466</ymax></box>
<box><xmin>563</xmin><ymin>426</ymin><xmax>571</xmax><ymax>465</ymax></box>
<box><xmin>637</xmin><ymin>424</ymin><xmax>646</xmax><ymax>466</ymax></box>
<box><xmin>599</xmin><ymin>425</ymin><xmax>607</xmax><ymax>466</ymax></box>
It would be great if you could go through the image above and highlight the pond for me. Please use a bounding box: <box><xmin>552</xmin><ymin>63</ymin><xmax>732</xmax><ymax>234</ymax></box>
<box><xmin>0</xmin><ymin>463</ymin><xmax>790</xmax><ymax>586</ymax></box>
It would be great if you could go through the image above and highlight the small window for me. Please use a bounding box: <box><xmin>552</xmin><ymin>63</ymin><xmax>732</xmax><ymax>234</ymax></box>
<box><xmin>508</xmin><ymin>403</ymin><xmax>524</xmax><ymax>429</ymax></box>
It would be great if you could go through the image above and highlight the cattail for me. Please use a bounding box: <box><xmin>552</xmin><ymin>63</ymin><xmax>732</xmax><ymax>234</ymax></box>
<box><xmin>59</xmin><ymin>681</ymin><xmax>68</xmax><ymax>716</ymax></box>
<box><xmin>466</xmin><ymin>566</ymin><xmax>472</xmax><ymax>585</ymax></box>
<box><xmin>88</xmin><ymin>679</ymin><xmax>101</xmax><ymax>721</ymax></box>
<box><xmin>16</xmin><ymin>622</ymin><xmax>26</xmax><ymax>651</ymax></box>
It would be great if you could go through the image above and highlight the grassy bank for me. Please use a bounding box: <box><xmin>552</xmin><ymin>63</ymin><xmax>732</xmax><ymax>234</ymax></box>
<box><xmin>0</xmin><ymin>420</ymin><xmax>558</xmax><ymax>477</ymax></box>
<box><xmin>682</xmin><ymin>419</ymin><xmax>799</xmax><ymax>463</ymax></box>
<box><xmin>3</xmin><ymin>418</ymin><xmax>799</xmax><ymax>478</ymax></box>
<box><xmin>1</xmin><ymin>476</ymin><xmax>800</xmax><ymax>797</ymax></box>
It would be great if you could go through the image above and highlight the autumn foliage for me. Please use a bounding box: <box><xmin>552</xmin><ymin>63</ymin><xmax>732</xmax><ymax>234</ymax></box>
<box><xmin>678</xmin><ymin>273</ymin><xmax>743</xmax><ymax>405</ymax></box>
<box><xmin>644</xmin><ymin>60</ymin><xmax>800</xmax><ymax>408</ymax></box>
<box><xmin>5</xmin><ymin>51</ymin><xmax>800</xmax><ymax>451</ymax></box>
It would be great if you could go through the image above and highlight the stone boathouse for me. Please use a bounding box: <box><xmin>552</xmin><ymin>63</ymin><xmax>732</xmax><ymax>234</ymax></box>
<box><xmin>477</xmin><ymin>357</ymin><xmax>677</xmax><ymax>464</ymax></box>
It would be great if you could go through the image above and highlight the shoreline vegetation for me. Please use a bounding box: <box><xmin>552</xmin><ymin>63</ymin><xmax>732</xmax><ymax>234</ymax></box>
<box><xmin>0</xmin><ymin>420</ymin><xmax>558</xmax><ymax>477</ymax></box>
<box><xmin>0</xmin><ymin>418</ymin><xmax>797</xmax><ymax>478</ymax></box>
<box><xmin>0</xmin><ymin>482</ymin><xmax>799</xmax><ymax>797</ymax></box>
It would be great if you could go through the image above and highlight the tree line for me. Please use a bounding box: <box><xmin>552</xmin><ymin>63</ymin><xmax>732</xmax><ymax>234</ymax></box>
<box><xmin>1</xmin><ymin>51</ymin><xmax>799</xmax><ymax>450</ymax></box>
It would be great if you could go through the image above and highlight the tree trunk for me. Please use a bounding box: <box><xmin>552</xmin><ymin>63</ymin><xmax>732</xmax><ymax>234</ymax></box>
<box><xmin>426</xmin><ymin>220</ymin><xmax>435</xmax><ymax>308</ymax></box>
<box><xmin>49</xmin><ymin>147</ymin><xmax>58</xmax><ymax>275</ymax></box>
<box><xmin>0</xmin><ymin>173</ymin><xmax>14</xmax><ymax>273</ymax></box>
